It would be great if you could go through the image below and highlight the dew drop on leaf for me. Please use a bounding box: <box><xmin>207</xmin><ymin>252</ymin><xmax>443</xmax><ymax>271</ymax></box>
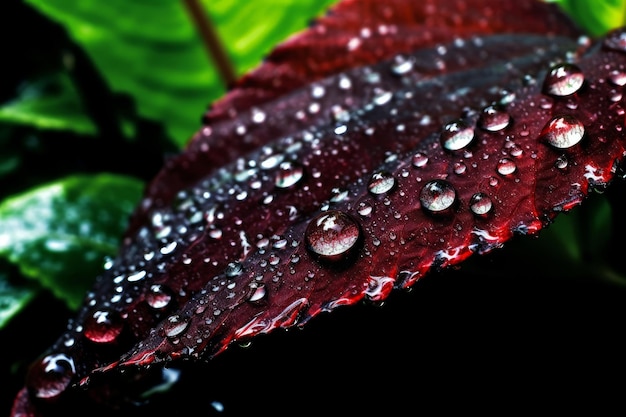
<box><xmin>496</xmin><ymin>158</ymin><xmax>517</xmax><ymax>176</ymax></box>
<box><xmin>440</xmin><ymin>119</ymin><xmax>475</xmax><ymax>151</ymax></box>
<box><xmin>275</xmin><ymin>161</ymin><xmax>304</xmax><ymax>188</ymax></box>
<box><xmin>304</xmin><ymin>210</ymin><xmax>361</xmax><ymax>262</ymax></box>
<box><xmin>412</xmin><ymin>152</ymin><xmax>429</xmax><ymax>168</ymax></box>
<box><xmin>419</xmin><ymin>179</ymin><xmax>457</xmax><ymax>213</ymax></box>
<box><xmin>367</xmin><ymin>170</ymin><xmax>396</xmax><ymax>195</ymax></box>
<box><xmin>146</xmin><ymin>284</ymin><xmax>173</xmax><ymax>310</ymax></box>
<box><xmin>542</xmin><ymin>62</ymin><xmax>585</xmax><ymax>96</ymax></box>
<box><xmin>608</xmin><ymin>70</ymin><xmax>626</xmax><ymax>86</ymax></box>
<box><xmin>469</xmin><ymin>192</ymin><xmax>494</xmax><ymax>216</ymax></box>
<box><xmin>163</xmin><ymin>314</ymin><xmax>189</xmax><ymax>339</ymax></box>
<box><xmin>26</xmin><ymin>353</ymin><xmax>76</xmax><ymax>400</ymax></box>
<box><xmin>83</xmin><ymin>309</ymin><xmax>124</xmax><ymax>344</ymax></box>
<box><xmin>478</xmin><ymin>104</ymin><xmax>511</xmax><ymax>131</ymax></box>
<box><xmin>540</xmin><ymin>115</ymin><xmax>585</xmax><ymax>149</ymax></box>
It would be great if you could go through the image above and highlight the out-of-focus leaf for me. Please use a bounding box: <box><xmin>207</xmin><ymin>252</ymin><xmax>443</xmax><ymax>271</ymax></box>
<box><xmin>0</xmin><ymin>174</ymin><xmax>143</xmax><ymax>310</ymax></box>
<box><xmin>0</xmin><ymin>72</ymin><xmax>96</xmax><ymax>135</ymax></box>
<box><xmin>0</xmin><ymin>270</ymin><xmax>38</xmax><ymax>329</ymax></box>
<box><xmin>551</xmin><ymin>0</ymin><xmax>626</xmax><ymax>36</ymax></box>
<box><xmin>23</xmin><ymin>0</ymin><xmax>338</xmax><ymax>147</ymax></box>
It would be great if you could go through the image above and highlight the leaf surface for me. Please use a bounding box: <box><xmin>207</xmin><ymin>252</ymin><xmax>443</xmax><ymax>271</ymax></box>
<box><xmin>11</xmin><ymin>1</ymin><xmax>626</xmax><ymax>416</ymax></box>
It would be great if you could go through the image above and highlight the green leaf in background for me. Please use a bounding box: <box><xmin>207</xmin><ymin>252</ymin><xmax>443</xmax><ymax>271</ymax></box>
<box><xmin>23</xmin><ymin>0</ymin><xmax>338</xmax><ymax>149</ymax></box>
<box><xmin>0</xmin><ymin>173</ymin><xmax>144</xmax><ymax>310</ymax></box>
<box><xmin>0</xmin><ymin>268</ymin><xmax>37</xmax><ymax>329</ymax></box>
<box><xmin>0</xmin><ymin>71</ymin><xmax>96</xmax><ymax>135</ymax></box>
<box><xmin>550</xmin><ymin>0</ymin><xmax>626</xmax><ymax>36</ymax></box>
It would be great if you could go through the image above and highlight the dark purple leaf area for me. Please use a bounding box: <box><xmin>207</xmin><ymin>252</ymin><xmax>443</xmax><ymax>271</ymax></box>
<box><xmin>11</xmin><ymin>0</ymin><xmax>626</xmax><ymax>415</ymax></box>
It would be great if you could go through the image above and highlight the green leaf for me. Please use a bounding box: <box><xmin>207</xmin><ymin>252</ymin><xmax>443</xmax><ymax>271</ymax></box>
<box><xmin>0</xmin><ymin>72</ymin><xmax>96</xmax><ymax>135</ymax></box>
<box><xmin>0</xmin><ymin>268</ymin><xmax>38</xmax><ymax>329</ymax></box>
<box><xmin>23</xmin><ymin>0</ymin><xmax>338</xmax><ymax>148</ymax></box>
<box><xmin>552</xmin><ymin>0</ymin><xmax>626</xmax><ymax>37</ymax></box>
<box><xmin>0</xmin><ymin>173</ymin><xmax>144</xmax><ymax>310</ymax></box>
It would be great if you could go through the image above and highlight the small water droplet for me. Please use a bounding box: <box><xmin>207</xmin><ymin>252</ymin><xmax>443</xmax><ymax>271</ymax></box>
<box><xmin>357</xmin><ymin>201</ymin><xmax>374</xmax><ymax>217</ymax></box>
<box><xmin>275</xmin><ymin>161</ymin><xmax>304</xmax><ymax>189</ymax></box>
<box><xmin>608</xmin><ymin>70</ymin><xmax>626</xmax><ymax>86</ymax></box>
<box><xmin>26</xmin><ymin>353</ymin><xmax>76</xmax><ymax>400</ymax></box>
<box><xmin>419</xmin><ymin>179</ymin><xmax>457</xmax><ymax>213</ymax></box>
<box><xmin>453</xmin><ymin>162</ymin><xmax>467</xmax><ymax>175</ymax></box>
<box><xmin>305</xmin><ymin>210</ymin><xmax>361</xmax><ymax>263</ymax></box>
<box><xmin>391</xmin><ymin>54</ymin><xmax>414</xmax><ymax>75</ymax></box>
<box><xmin>84</xmin><ymin>309</ymin><xmax>124</xmax><ymax>343</ymax></box>
<box><xmin>496</xmin><ymin>158</ymin><xmax>517</xmax><ymax>176</ymax></box>
<box><xmin>555</xmin><ymin>154</ymin><xmax>569</xmax><ymax>170</ymax></box>
<box><xmin>224</xmin><ymin>261</ymin><xmax>243</xmax><ymax>277</ymax></box>
<box><xmin>247</xmin><ymin>283</ymin><xmax>267</xmax><ymax>304</ymax></box>
<box><xmin>367</xmin><ymin>171</ymin><xmax>395</xmax><ymax>195</ymax></box>
<box><xmin>412</xmin><ymin>152</ymin><xmax>429</xmax><ymax>168</ymax></box>
<box><xmin>147</xmin><ymin>284</ymin><xmax>173</xmax><ymax>310</ymax></box>
<box><xmin>164</xmin><ymin>314</ymin><xmax>189</xmax><ymax>339</ymax></box>
<box><xmin>440</xmin><ymin>119</ymin><xmax>475</xmax><ymax>151</ymax></box>
<box><xmin>543</xmin><ymin>63</ymin><xmax>584</xmax><ymax>96</ymax></box>
<box><xmin>478</xmin><ymin>104</ymin><xmax>511</xmax><ymax>132</ymax></box>
<box><xmin>540</xmin><ymin>115</ymin><xmax>585</xmax><ymax>149</ymax></box>
<box><xmin>469</xmin><ymin>192</ymin><xmax>493</xmax><ymax>216</ymax></box>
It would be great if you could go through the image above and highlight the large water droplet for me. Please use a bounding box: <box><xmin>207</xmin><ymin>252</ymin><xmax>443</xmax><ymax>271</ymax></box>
<box><xmin>440</xmin><ymin>119</ymin><xmax>475</xmax><ymax>151</ymax></box>
<box><xmin>367</xmin><ymin>171</ymin><xmax>395</xmax><ymax>195</ymax></box>
<box><xmin>469</xmin><ymin>192</ymin><xmax>493</xmax><ymax>216</ymax></box>
<box><xmin>305</xmin><ymin>210</ymin><xmax>361</xmax><ymax>263</ymax></box>
<box><xmin>26</xmin><ymin>353</ymin><xmax>76</xmax><ymax>400</ymax></box>
<box><xmin>478</xmin><ymin>104</ymin><xmax>511</xmax><ymax>132</ymax></box>
<box><xmin>275</xmin><ymin>161</ymin><xmax>304</xmax><ymax>189</ymax></box>
<box><xmin>84</xmin><ymin>309</ymin><xmax>124</xmax><ymax>343</ymax></box>
<box><xmin>543</xmin><ymin>63</ymin><xmax>584</xmax><ymax>96</ymax></box>
<box><xmin>419</xmin><ymin>179</ymin><xmax>457</xmax><ymax>213</ymax></box>
<box><xmin>540</xmin><ymin>115</ymin><xmax>585</xmax><ymax>149</ymax></box>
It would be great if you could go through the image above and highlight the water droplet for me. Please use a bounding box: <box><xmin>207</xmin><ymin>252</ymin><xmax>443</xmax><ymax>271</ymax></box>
<box><xmin>543</xmin><ymin>63</ymin><xmax>584</xmax><ymax>96</ymax></box>
<box><xmin>84</xmin><ymin>309</ymin><xmax>124</xmax><ymax>343</ymax></box>
<box><xmin>609</xmin><ymin>70</ymin><xmax>626</xmax><ymax>86</ymax></box>
<box><xmin>412</xmin><ymin>152</ymin><xmax>429</xmax><ymax>168</ymax></box>
<box><xmin>419</xmin><ymin>179</ymin><xmax>457</xmax><ymax>213</ymax></box>
<box><xmin>469</xmin><ymin>192</ymin><xmax>493</xmax><ymax>216</ymax></box>
<box><xmin>275</xmin><ymin>161</ymin><xmax>304</xmax><ymax>189</ymax></box>
<box><xmin>453</xmin><ymin>162</ymin><xmax>467</xmax><ymax>175</ymax></box>
<box><xmin>164</xmin><ymin>314</ymin><xmax>189</xmax><ymax>339</ymax></box>
<box><xmin>391</xmin><ymin>54</ymin><xmax>414</xmax><ymax>75</ymax></box>
<box><xmin>373</xmin><ymin>90</ymin><xmax>393</xmax><ymax>106</ymax></box>
<box><xmin>540</xmin><ymin>115</ymin><xmax>585</xmax><ymax>149</ymax></box>
<box><xmin>224</xmin><ymin>261</ymin><xmax>243</xmax><ymax>277</ymax></box>
<box><xmin>26</xmin><ymin>353</ymin><xmax>76</xmax><ymax>400</ymax></box>
<box><xmin>247</xmin><ymin>283</ymin><xmax>267</xmax><ymax>304</ymax></box>
<box><xmin>147</xmin><ymin>284</ymin><xmax>173</xmax><ymax>310</ymax></box>
<box><xmin>367</xmin><ymin>171</ymin><xmax>395</xmax><ymax>195</ymax></box>
<box><xmin>357</xmin><ymin>201</ymin><xmax>374</xmax><ymax>217</ymax></box>
<box><xmin>555</xmin><ymin>154</ymin><xmax>569</xmax><ymax>170</ymax></box>
<box><xmin>440</xmin><ymin>119</ymin><xmax>475</xmax><ymax>151</ymax></box>
<box><xmin>478</xmin><ymin>104</ymin><xmax>511</xmax><ymax>132</ymax></box>
<box><xmin>305</xmin><ymin>210</ymin><xmax>361</xmax><ymax>263</ymax></box>
<box><xmin>496</xmin><ymin>158</ymin><xmax>517</xmax><ymax>176</ymax></box>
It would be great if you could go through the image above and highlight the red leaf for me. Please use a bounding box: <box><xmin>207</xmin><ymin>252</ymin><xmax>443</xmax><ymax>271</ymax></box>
<box><xmin>12</xmin><ymin>1</ymin><xmax>626</xmax><ymax>416</ymax></box>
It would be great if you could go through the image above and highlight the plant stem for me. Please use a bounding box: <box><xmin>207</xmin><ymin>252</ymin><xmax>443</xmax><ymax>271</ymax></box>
<box><xmin>182</xmin><ymin>0</ymin><xmax>237</xmax><ymax>89</ymax></box>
